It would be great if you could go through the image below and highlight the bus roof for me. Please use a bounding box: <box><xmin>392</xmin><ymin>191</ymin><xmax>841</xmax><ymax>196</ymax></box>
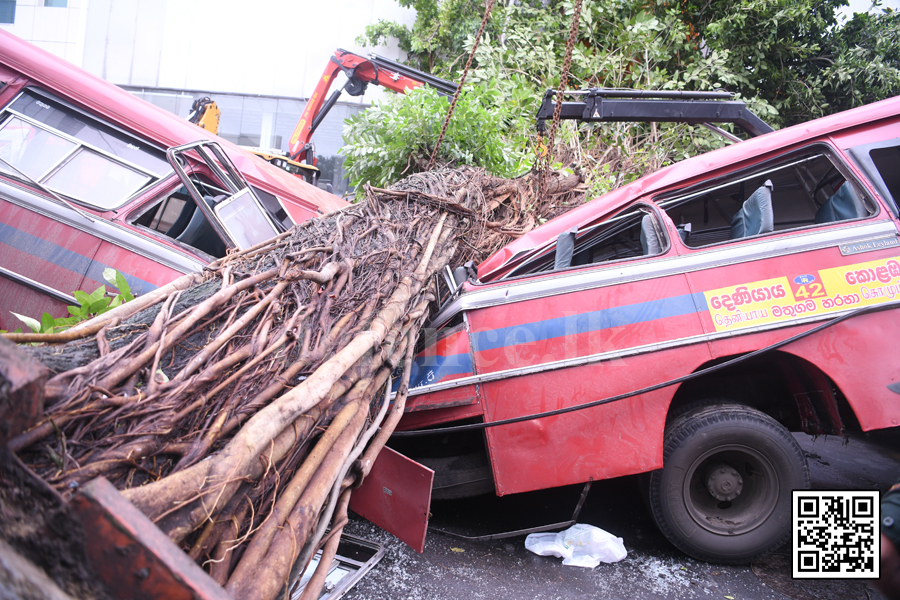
<box><xmin>478</xmin><ymin>94</ymin><xmax>900</xmax><ymax>280</ymax></box>
<box><xmin>0</xmin><ymin>30</ymin><xmax>347</xmax><ymax>215</ymax></box>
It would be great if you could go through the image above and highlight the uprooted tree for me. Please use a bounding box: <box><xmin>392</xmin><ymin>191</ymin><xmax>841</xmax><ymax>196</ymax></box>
<box><xmin>6</xmin><ymin>167</ymin><xmax>584</xmax><ymax>600</ymax></box>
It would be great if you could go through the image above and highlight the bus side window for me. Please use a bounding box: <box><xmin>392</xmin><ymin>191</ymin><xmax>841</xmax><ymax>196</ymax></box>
<box><xmin>659</xmin><ymin>146</ymin><xmax>875</xmax><ymax>248</ymax></box>
<box><xmin>131</xmin><ymin>187</ymin><xmax>226</xmax><ymax>258</ymax></box>
<box><xmin>869</xmin><ymin>146</ymin><xmax>900</xmax><ymax>211</ymax></box>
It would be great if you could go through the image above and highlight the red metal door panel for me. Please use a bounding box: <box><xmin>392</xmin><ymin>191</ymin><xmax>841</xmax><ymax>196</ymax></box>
<box><xmin>468</xmin><ymin>275</ymin><xmax>705</xmax><ymax>374</ymax></box>
<box><xmin>349</xmin><ymin>446</ymin><xmax>434</xmax><ymax>553</ymax></box>
<box><xmin>399</xmin><ymin>324</ymin><xmax>483</xmax><ymax>427</ymax></box>
<box><xmin>85</xmin><ymin>239</ymin><xmax>186</xmax><ymax>297</ymax></box>
<box><xmin>0</xmin><ymin>278</ymin><xmax>67</xmax><ymax>332</ymax></box>
<box><xmin>407</xmin><ymin>327</ymin><xmax>475</xmax><ymax>387</ymax></box>
<box><xmin>686</xmin><ymin>239</ymin><xmax>900</xmax><ymax>431</ymax></box>
<box><xmin>467</xmin><ymin>271</ymin><xmax>711</xmax><ymax>495</ymax></box>
<box><xmin>0</xmin><ymin>198</ymin><xmax>100</xmax><ymax>289</ymax></box>
<box><xmin>480</xmin><ymin>347</ymin><xmax>710</xmax><ymax>495</ymax></box>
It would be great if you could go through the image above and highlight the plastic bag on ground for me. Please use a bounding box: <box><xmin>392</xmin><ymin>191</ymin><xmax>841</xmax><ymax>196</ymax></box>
<box><xmin>525</xmin><ymin>523</ymin><xmax>627</xmax><ymax>568</ymax></box>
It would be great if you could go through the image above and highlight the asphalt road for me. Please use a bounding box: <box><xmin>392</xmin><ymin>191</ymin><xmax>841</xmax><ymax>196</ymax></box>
<box><xmin>342</xmin><ymin>429</ymin><xmax>900</xmax><ymax>600</ymax></box>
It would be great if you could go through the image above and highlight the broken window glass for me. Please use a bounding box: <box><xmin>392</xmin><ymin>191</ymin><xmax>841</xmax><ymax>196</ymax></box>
<box><xmin>504</xmin><ymin>204</ymin><xmax>665</xmax><ymax>278</ymax></box>
<box><xmin>658</xmin><ymin>146</ymin><xmax>875</xmax><ymax>248</ymax></box>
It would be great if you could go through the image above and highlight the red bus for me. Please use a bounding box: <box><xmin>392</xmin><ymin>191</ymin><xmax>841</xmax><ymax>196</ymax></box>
<box><xmin>0</xmin><ymin>31</ymin><xmax>348</xmax><ymax>331</ymax></box>
<box><xmin>375</xmin><ymin>91</ymin><xmax>900</xmax><ymax>564</ymax></box>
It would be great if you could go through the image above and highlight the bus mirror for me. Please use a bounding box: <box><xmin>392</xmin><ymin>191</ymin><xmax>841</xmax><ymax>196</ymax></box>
<box><xmin>453</xmin><ymin>266</ymin><xmax>467</xmax><ymax>287</ymax></box>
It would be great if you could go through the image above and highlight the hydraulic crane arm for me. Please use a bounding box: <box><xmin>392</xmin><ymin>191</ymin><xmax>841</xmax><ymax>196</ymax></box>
<box><xmin>186</xmin><ymin>96</ymin><xmax>221</xmax><ymax>134</ymax></box>
<box><xmin>288</xmin><ymin>49</ymin><xmax>457</xmax><ymax>163</ymax></box>
<box><xmin>536</xmin><ymin>88</ymin><xmax>774</xmax><ymax>140</ymax></box>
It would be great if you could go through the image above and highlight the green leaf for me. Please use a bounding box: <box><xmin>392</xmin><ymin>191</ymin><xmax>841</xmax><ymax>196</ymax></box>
<box><xmin>53</xmin><ymin>316</ymin><xmax>80</xmax><ymax>328</ymax></box>
<box><xmin>88</xmin><ymin>285</ymin><xmax>106</xmax><ymax>304</ymax></box>
<box><xmin>40</xmin><ymin>313</ymin><xmax>55</xmax><ymax>333</ymax></box>
<box><xmin>73</xmin><ymin>290</ymin><xmax>91</xmax><ymax>308</ymax></box>
<box><xmin>115</xmin><ymin>272</ymin><xmax>134</xmax><ymax>302</ymax></box>
<box><xmin>11</xmin><ymin>312</ymin><xmax>41</xmax><ymax>333</ymax></box>
<box><xmin>102</xmin><ymin>267</ymin><xmax>118</xmax><ymax>287</ymax></box>
<box><xmin>89</xmin><ymin>298</ymin><xmax>112</xmax><ymax>314</ymax></box>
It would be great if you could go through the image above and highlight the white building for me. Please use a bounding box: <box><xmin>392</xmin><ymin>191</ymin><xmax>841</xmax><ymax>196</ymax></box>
<box><xmin>0</xmin><ymin>0</ymin><xmax>416</xmax><ymax>193</ymax></box>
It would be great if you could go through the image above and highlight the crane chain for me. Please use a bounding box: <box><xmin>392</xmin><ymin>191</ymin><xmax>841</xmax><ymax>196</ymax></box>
<box><xmin>535</xmin><ymin>0</ymin><xmax>585</xmax><ymax>201</ymax></box>
<box><xmin>426</xmin><ymin>0</ymin><xmax>495</xmax><ymax>172</ymax></box>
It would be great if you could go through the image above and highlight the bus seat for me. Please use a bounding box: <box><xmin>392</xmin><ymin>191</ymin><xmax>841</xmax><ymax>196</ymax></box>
<box><xmin>640</xmin><ymin>214</ymin><xmax>662</xmax><ymax>255</ymax></box>
<box><xmin>730</xmin><ymin>180</ymin><xmax>774</xmax><ymax>239</ymax></box>
<box><xmin>554</xmin><ymin>227</ymin><xmax>577</xmax><ymax>269</ymax></box>
<box><xmin>815</xmin><ymin>183</ymin><xmax>867</xmax><ymax>224</ymax></box>
<box><xmin>165</xmin><ymin>197</ymin><xmax>195</xmax><ymax>239</ymax></box>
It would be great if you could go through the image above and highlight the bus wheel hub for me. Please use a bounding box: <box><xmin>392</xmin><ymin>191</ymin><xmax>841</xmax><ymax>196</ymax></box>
<box><xmin>707</xmin><ymin>464</ymin><xmax>743</xmax><ymax>501</ymax></box>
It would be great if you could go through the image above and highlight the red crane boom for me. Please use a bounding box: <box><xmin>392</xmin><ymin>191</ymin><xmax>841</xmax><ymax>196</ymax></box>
<box><xmin>288</xmin><ymin>49</ymin><xmax>457</xmax><ymax>164</ymax></box>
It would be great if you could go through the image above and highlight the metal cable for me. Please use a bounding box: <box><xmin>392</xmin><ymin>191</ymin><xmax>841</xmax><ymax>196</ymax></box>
<box><xmin>535</xmin><ymin>0</ymin><xmax>585</xmax><ymax>202</ymax></box>
<box><xmin>392</xmin><ymin>300</ymin><xmax>900</xmax><ymax>436</ymax></box>
<box><xmin>426</xmin><ymin>0</ymin><xmax>495</xmax><ymax>171</ymax></box>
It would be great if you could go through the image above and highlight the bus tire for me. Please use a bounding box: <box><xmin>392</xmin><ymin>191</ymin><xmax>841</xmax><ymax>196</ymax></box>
<box><xmin>647</xmin><ymin>403</ymin><xmax>809</xmax><ymax>564</ymax></box>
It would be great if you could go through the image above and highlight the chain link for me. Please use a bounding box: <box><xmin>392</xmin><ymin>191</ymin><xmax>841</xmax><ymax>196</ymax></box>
<box><xmin>426</xmin><ymin>0</ymin><xmax>495</xmax><ymax>172</ymax></box>
<box><xmin>535</xmin><ymin>0</ymin><xmax>585</xmax><ymax>201</ymax></box>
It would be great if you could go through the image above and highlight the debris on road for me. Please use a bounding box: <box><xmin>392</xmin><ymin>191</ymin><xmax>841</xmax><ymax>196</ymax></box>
<box><xmin>525</xmin><ymin>523</ymin><xmax>627</xmax><ymax>568</ymax></box>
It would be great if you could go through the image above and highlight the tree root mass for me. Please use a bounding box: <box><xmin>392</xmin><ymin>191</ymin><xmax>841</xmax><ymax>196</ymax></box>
<box><xmin>10</xmin><ymin>167</ymin><xmax>584</xmax><ymax>600</ymax></box>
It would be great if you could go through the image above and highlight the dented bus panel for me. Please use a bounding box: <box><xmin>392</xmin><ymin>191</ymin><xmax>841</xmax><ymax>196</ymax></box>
<box><xmin>385</xmin><ymin>95</ymin><xmax>900</xmax><ymax>564</ymax></box>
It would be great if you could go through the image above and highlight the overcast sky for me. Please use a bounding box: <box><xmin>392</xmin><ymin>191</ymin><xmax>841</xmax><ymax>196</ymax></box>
<box><xmin>839</xmin><ymin>0</ymin><xmax>900</xmax><ymax>19</ymax></box>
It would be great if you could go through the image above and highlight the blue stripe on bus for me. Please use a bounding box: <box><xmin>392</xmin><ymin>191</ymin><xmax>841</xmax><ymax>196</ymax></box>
<box><xmin>394</xmin><ymin>352</ymin><xmax>474</xmax><ymax>391</ymax></box>
<box><xmin>0</xmin><ymin>222</ymin><xmax>157</xmax><ymax>295</ymax></box>
<box><xmin>472</xmin><ymin>292</ymin><xmax>709</xmax><ymax>353</ymax></box>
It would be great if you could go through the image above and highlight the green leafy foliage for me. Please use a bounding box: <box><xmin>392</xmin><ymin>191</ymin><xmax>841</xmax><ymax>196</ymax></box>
<box><xmin>819</xmin><ymin>8</ymin><xmax>900</xmax><ymax>113</ymax></box>
<box><xmin>7</xmin><ymin>269</ymin><xmax>134</xmax><ymax>334</ymax></box>
<box><xmin>356</xmin><ymin>0</ymin><xmax>502</xmax><ymax>72</ymax></box>
<box><xmin>348</xmin><ymin>0</ymin><xmax>747</xmax><ymax>190</ymax></box>
<box><xmin>679</xmin><ymin>0</ymin><xmax>842</xmax><ymax>125</ymax></box>
<box><xmin>103</xmin><ymin>267</ymin><xmax>135</xmax><ymax>303</ymax></box>
<box><xmin>656</xmin><ymin>0</ymin><xmax>900</xmax><ymax>126</ymax></box>
<box><xmin>341</xmin><ymin>86</ymin><xmax>533</xmax><ymax>191</ymax></box>
<box><xmin>349</xmin><ymin>0</ymin><xmax>900</xmax><ymax>191</ymax></box>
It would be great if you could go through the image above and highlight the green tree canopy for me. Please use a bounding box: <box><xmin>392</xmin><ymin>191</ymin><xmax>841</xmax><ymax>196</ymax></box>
<box><xmin>347</xmin><ymin>0</ymin><xmax>900</xmax><ymax>191</ymax></box>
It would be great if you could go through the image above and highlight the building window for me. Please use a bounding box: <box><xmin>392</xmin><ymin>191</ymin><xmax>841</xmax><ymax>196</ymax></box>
<box><xmin>44</xmin><ymin>0</ymin><xmax>68</xmax><ymax>6</ymax></box>
<box><xmin>0</xmin><ymin>1</ymin><xmax>15</xmax><ymax>24</ymax></box>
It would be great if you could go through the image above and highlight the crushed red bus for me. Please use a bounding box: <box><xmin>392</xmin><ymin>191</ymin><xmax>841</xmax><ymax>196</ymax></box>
<box><xmin>370</xmin><ymin>90</ymin><xmax>900</xmax><ymax>564</ymax></box>
<box><xmin>0</xmin><ymin>31</ymin><xmax>348</xmax><ymax>332</ymax></box>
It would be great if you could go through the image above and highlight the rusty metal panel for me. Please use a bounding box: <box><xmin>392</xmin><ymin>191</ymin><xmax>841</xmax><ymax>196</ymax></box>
<box><xmin>349</xmin><ymin>447</ymin><xmax>434</xmax><ymax>553</ymax></box>
<box><xmin>405</xmin><ymin>384</ymin><xmax>478</xmax><ymax>412</ymax></box>
<box><xmin>0</xmin><ymin>337</ymin><xmax>47</xmax><ymax>446</ymax></box>
<box><xmin>69</xmin><ymin>477</ymin><xmax>231</xmax><ymax>600</ymax></box>
<box><xmin>396</xmin><ymin>403</ymin><xmax>485</xmax><ymax>431</ymax></box>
